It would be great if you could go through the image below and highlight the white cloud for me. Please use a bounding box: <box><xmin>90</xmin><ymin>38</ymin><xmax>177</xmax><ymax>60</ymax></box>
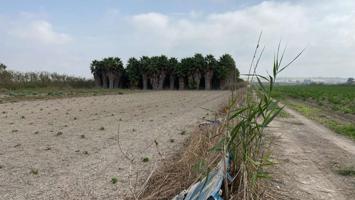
<box><xmin>11</xmin><ymin>20</ymin><xmax>72</xmax><ymax>45</ymax></box>
<box><xmin>0</xmin><ymin>15</ymin><xmax>80</xmax><ymax>76</ymax></box>
<box><xmin>127</xmin><ymin>1</ymin><xmax>355</xmax><ymax>77</ymax></box>
<box><xmin>132</xmin><ymin>12</ymin><xmax>169</xmax><ymax>30</ymax></box>
<box><xmin>1</xmin><ymin>0</ymin><xmax>355</xmax><ymax>78</ymax></box>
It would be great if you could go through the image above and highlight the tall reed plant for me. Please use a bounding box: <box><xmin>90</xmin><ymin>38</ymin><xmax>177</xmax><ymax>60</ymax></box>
<box><xmin>216</xmin><ymin>36</ymin><xmax>303</xmax><ymax>199</ymax></box>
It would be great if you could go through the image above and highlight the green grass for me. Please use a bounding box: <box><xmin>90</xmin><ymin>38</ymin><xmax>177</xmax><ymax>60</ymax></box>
<box><xmin>273</xmin><ymin>85</ymin><xmax>355</xmax><ymax>114</ymax></box>
<box><xmin>142</xmin><ymin>157</ymin><xmax>150</xmax><ymax>162</ymax></box>
<box><xmin>0</xmin><ymin>87</ymin><xmax>134</xmax><ymax>104</ymax></box>
<box><xmin>111</xmin><ymin>177</ymin><xmax>118</xmax><ymax>184</ymax></box>
<box><xmin>273</xmin><ymin>85</ymin><xmax>355</xmax><ymax>140</ymax></box>
<box><xmin>286</xmin><ymin>101</ymin><xmax>355</xmax><ymax>140</ymax></box>
<box><xmin>278</xmin><ymin>109</ymin><xmax>292</xmax><ymax>118</ymax></box>
<box><xmin>336</xmin><ymin>167</ymin><xmax>355</xmax><ymax>177</ymax></box>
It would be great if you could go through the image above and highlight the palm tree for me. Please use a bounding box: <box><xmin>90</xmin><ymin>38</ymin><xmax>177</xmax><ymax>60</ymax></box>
<box><xmin>102</xmin><ymin>57</ymin><xmax>124</xmax><ymax>89</ymax></box>
<box><xmin>90</xmin><ymin>60</ymin><xmax>103</xmax><ymax>87</ymax></box>
<box><xmin>168</xmin><ymin>57</ymin><xmax>178</xmax><ymax>90</ymax></box>
<box><xmin>148</xmin><ymin>56</ymin><xmax>159</xmax><ymax>90</ymax></box>
<box><xmin>192</xmin><ymin>53</ymin><xmax>205</xmax><ymax>89</ymax></box>
<box><xmin>217</xmin><ymin>54</ymin><xmax>236</xmax><ymax>89</ymax></box>
<box><xmin>140</xmin><ymin>56</ymin><xmax>151</xmax><ymax>90</ymax></box>
<box><xmin>126</xmin><ymin>57</ymin><xmax>141</xmax><ymax>88</ymax></box>
<box><xmin>177</xmin><ymin>58</ymin><xmax>189</xmax><ymax>90</ymax></box>
<box><xmin>147</xmin><ymin>55</ymin><xmax>169</xmax><ymax>90</ymax></box>
<box><xmin>204</xmin><ymin>55</ymin><xmax>217</xmax><ymax>90</ymax></box>
<box><xmin>157</xmin><ymin>55</ymin><xmax>169</xmax><ymax>90</ymax></box>
<box><xmin>180</xmin><ymin>57</ymin><xmax>195</xmax><ymax>89</ymax></box>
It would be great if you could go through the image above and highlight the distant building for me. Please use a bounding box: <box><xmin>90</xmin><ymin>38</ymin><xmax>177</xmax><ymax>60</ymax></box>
<box><xmin>303</xmin><ymin>79</ymin><xmax>312</xmax><ymax>85</ymax></box>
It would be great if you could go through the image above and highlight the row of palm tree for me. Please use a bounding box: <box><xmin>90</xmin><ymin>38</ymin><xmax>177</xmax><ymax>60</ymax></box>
<box><xmin>90</xmin><ymin>57</ymin><xmax>124</xmax><ymax>89</ymax></box>
<box><xmin>90</xmin><ymin>54</ymin><xmax>239</xmax><ymax>90</ymax></box>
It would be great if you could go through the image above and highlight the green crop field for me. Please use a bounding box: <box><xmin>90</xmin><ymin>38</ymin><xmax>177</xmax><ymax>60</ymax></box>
<box><xmin>272</xmin><ymin>84</ymin><xmax>355</xmax><ymax>140</ymax></box>
<box><xmin>273</xmin><ymin>84</ymin><xmax>355</xmax><ymax>114</ymax></box>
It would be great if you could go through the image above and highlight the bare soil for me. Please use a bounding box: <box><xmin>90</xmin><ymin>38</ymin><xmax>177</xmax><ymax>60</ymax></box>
<box><xmin>266</xmin><ymin>107</ymin><xmax>355</xmax><ymax>200</ymax></box>
<box><xmin>0</xmin><ymin>91</ymin><xmax>229</xmax><ymax>200</ymax></box>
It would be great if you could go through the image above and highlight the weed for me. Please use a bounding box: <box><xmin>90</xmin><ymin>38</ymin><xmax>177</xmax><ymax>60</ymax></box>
<box><xmin>336</xmin><ymin>167</ymin><xmax>355</xmax><ymax>176</ymax></box>
<box><xmin>180</xmin><ymin>131</ymin><xmax>186</xmax><ymax>135</ymax></box>
<box><xmin>142</xmin><ymin>157</ymin><xmax>150</xmax><ymax>162</ymax></box>
<box><xmin>278</xmin><ymin>110</ymin><xmax>291</xmax><ymax>118</ymax></box>
<box><xmin>111</xmin><ymin>177</ymin><xmax>118</xmax><ymax>184</ymax></box>
<box><xmin>14</xmin><ymin>143</ymin><xmax>21</xmax><ymax>148</ymax></box>
<box><xmin>80</xmin><ymin>134</ymin><xmax>85</xmax><ymax>139</ymax></box>
<box><xmin>56</xmin><ymin>131</ymin><xmax>63</xmax><ymax>136</ymax></box>
<box><xmin>287</xmin><ymin>101</ymin><xmax>355</xmax><ymax>140</ymax></box>
<box><xmin>30</xmin><ymin>168</ymin><xmax>39</xmax><ymax>175</ymax></box>
<box><xmin>210</xmin><ymin>39</ymin><xmax>303</xmax><ymax>199</ymax></box>
<box><xmin>169</xmin><ymin>139</ymin><xmax>175</xmax><ymax>143</ymax></box>
<box><xmin>99</xmin><ymin>126</ymin><xmax>105</xmax><ymax>131</ymax></box>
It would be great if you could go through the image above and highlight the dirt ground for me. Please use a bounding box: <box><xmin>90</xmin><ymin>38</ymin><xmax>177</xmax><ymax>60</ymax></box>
<box><xmin>0</xmin><ymin>91</ymin><xmax>229</xmax><ymax>200</ymax></box>
<box><xmin>266</xmin><ymin>107</ymin><xmax>355</xmax><ymax>200</ymax></box>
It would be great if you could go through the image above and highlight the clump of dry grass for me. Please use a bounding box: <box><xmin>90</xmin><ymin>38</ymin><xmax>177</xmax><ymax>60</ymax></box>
<box><xmin>139</xmin><ymin>115</ymin><xmax>225</xmax><ymax>200</ymax></box>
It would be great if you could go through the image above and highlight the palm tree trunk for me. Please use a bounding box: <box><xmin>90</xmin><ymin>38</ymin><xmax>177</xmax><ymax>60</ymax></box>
<box><xmin>188</xmin><ymin>75</ymin><xmax>194</xmax><ymax>89</ymax></box>
<box><xmin>169</xmin><ymin>74</ymin><xmax>174</xmax><ymax>90</ymax></box>
<box><xmin>94</xmin><ymin>74</ymin><xmax>102</xmax><ymax>88</ymax></box>
<box><xmin>194</xmin><ymin>72</ymin><xmax>201</xmax><ymax>90</ymax></box>
<box><xmin>151</xmin><ymin>74</ymin><xmax>159</xmax><ymax>90</ymax></box>
<box><xmin>114</xmin><ymin>77</ymin><xmax>119</xmax><ymax>88</ymax></box>
<box><xmin>102</xmin><ymin>73</ymin><xmax>108</xmax><ymax>88</ymax></box>
<box><xmin>178</xmin><ymin>77</ymin><xmax>184</xmax><ymax>90</ymax></box>
<box><xmin>205</xmin><ymin>70</ymin><xmax>213</xmax><ymax>90</ymax></box>
<box><xmin>142</xmin><ymin>74</ymin><xmax>148</xmax><ymax>90</ymax></box>
<box><xmin>158</xmin><ymin>72</ymin><xmax>166</xmax><ymax>90</ymax></box>
<box><xmin>108</xmin><ymin>73</ymin><xmax>115</xmax><ymax>89</ymax></box>
<box><xmin>220</xmin><ymin>79</ymin><xmax>226</xmax><ymax>90</ymax></box>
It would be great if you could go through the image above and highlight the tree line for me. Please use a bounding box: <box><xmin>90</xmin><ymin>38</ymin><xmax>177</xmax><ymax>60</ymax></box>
<box><xmin>90</xmin><ymin>53</ymin><xmax>240</xmax><ymax>90</ymax></box>
<box><xmin>0</xmin><ymin>63</ymin><xmax>94</xmax><ymax>89</ymax></box>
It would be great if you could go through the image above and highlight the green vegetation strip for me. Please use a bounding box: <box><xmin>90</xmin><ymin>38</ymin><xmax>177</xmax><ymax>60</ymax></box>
<box><xmin>336</xmin><ymin>167</ymin><xmax>355</xmax><ymax>177</ymax></box>
<box><xmin>0</xmin><ymin>87</ymin><xmax>132</xmax><ymax>104</ymax></box>
<box><xmin>285</xmin><ymin>100</ymin><xmax>355</xmax><ymax>140</ymax></box>
<box><xmin>273</xmin><ymin>85</ymin><xmax>355</xmax><ymax>114</ymax></box>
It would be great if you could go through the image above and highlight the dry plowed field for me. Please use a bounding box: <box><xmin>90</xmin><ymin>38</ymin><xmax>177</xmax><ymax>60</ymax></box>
<box><xmin>0</xmin><ymin>91</ymin><xmax>229</xmax><ymax>200</ymax></box>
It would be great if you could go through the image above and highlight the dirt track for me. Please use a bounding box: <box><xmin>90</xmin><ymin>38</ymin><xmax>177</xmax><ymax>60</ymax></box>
<box><xmin>267</xmin><ymin>107</ymin><xmax>355</xmax><ymax>200</ymax></box>
<box><xmin>0</xmin><ymin>91</ymin><xmax>229</xmax><ymax>200</ymax></box>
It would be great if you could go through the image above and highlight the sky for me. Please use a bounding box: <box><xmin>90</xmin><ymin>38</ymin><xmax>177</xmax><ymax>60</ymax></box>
<box><xmin>0</xmin><ymin>0</ymin><xmax>354</xmax><ymax>78</ymax></box>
